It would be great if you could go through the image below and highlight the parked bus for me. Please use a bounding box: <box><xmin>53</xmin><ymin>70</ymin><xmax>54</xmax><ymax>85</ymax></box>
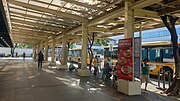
<box><xmin>68</xmin><ymin>47</ymin><xmax>104</xmax><ymax>64</ymax></box>
<box><xmin>104</xmin><ymin>41</ymin><xmax>180</xmax><ymax>76</ymax></box>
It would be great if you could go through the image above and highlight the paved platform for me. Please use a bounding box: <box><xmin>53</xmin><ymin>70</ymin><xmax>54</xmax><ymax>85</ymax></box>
<box><xmin>0</xmin><ymin>58</ymin><xmax>179</xmax><ymax>101</ymax></box>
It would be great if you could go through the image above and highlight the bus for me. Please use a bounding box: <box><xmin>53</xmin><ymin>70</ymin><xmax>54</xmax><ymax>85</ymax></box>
<box><xmin>104</xmin><ymin>41</ymin><xmax>180</xmax><ymax>76</ymax></box>
<box><xmin>68</xmin><ymin>47</ymin><xmax>104</xmax><ymax>64</ymax></box>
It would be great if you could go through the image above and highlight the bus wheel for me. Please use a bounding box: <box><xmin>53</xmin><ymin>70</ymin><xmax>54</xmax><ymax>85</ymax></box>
<box><xmin>162</xmin><ymin>66</ymin><xmax>173</xmax><ymax>81</ymax></box>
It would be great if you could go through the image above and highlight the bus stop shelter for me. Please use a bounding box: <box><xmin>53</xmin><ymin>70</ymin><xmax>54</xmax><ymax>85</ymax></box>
<box><xmin>1</xmin><ymin>0</ymin><xmax>180</xmax><ymax>75</ymax></box>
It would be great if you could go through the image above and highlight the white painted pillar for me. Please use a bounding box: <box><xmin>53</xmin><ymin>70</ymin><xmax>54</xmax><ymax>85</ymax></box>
<box><xmin>33</xmin><ymin>45</ymin><xmax>36</xmax><ymax>60</ymax></box>
<box><xmin>124</xmin><ymin>0</ymin><xmax>134</xmax><ymax>38</ymax></box>
<box><xmin>61</xmin><ymin>34</ymin><xmax>67</xmax><ymax>64</ymax></box>
<box><xmin>117</xmin><ymin>1</ymin><xmax>141</xmax><ymax>95</ymax></box>
<box><xmin>37</xmin><ymin>44</ymin><xmax>40</xmax><ymax>53</ymax></box>
<box><xmin>81</xmin><ymin>23</ymin><xmax>88</xmax><ymax>69</ymax></box>
<box><xmin>39</xmin><ymin>41</ymin><xmax>43</xmax><ymax>52</ymax></box>
<box><xmin>78</xmin><ymin>22</ymin><xmax>90</xmax><ymax>76</ymax></box>
<box><xmin>59</xmin><ymin>34</ymin><xmax>68</xmax><ymax>69</ymax></box>
<box><xmin>51</xmin><ymin>36</ymin><xmax>55</xmax><ymax>62</ymax></box>
<box><xmin>45</xmin><ymin>41</ymin><xmax>48</xmax><ymax>61</ymax></box>
<box><xmin>49</xmin><ymin>36</ymin><xmax>56</xmax><ymax>66</ymax></box>
<box><xmin>36</xmin><ymin>44</ymin><xmax>40</xmax><ymax>60</ymax></box>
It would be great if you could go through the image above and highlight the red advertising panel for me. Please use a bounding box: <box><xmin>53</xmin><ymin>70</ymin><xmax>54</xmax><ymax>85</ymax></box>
<box><xmin>117</xmin><ymin>38</ymin><xmax>133</xmax><ymax>81</ymax></box>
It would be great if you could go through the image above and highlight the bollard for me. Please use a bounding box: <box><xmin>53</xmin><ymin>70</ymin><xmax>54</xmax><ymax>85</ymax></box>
<box><xmin>162</xmin><ymin>70</ymin><xmax>166</xmax><ymax>90</ymax></box>
<box><xmin>157</xmin><ymin>71</ymin><xmax>160</xmax><ymax>88</ymax></box>
<box><xmin>168</xmin><ymin>71</ymin><xmax>171</xmax><ymax>87</ymax></box>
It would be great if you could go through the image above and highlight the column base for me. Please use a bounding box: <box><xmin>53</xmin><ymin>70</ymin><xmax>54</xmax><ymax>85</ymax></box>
<box><xmin>48</xmin><ymin>61</ymin><xmax>56</xmax><ymax>66</ymax></box>
<box><xmin>58</xmin><ymin>64</ymin><xmax>68</xmax><ymax>69</ymax></box>
<box><xmin>117</xmin><ymin>79</ymin><xmax>141</xmax><ymax>95</ymax></box>
<box><xmin>78</xmin><ymin>69</ymin><xmax>90</xmax><ymax>76</ymax></box>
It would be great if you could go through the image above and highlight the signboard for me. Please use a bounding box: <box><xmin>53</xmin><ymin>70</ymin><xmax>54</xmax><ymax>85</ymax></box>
<box><xmin>134</xmin><ymin>37</ymin><xmax>141</xmax><ymax>78</ymax></box>
<box><xmin>117</xmin><ymin>38</ymin><xmax>133</xmax><ymax>81</ymax></box>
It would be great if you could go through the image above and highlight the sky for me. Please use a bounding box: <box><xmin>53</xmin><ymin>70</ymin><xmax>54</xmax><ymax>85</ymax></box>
<box><xmin>109</xmin><ymin>25</ymin><xmax>180</xmax><ymax>42</ymax></box>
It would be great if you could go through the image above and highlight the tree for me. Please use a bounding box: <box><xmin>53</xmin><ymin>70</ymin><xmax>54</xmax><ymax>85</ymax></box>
<box><xmin>95</xmin><ymin>38</ymin><xmax>109</xmax><ymax>46</ymax></box>
<box><xmin>88</xmin><ymin>32</ymin><xmax>95</xmax><ymax>71</ymax></box>
<box><xmin>10</xmin><ymin>43</ymin><xmax>17</xmax><ymax>57</ymax></box>
<box><xmin>16</xmin><ymin>43</ymin><xmax>33</xmax><ymax>49</ymax></box>
<box><xmin>161</xmin><ymin>15</ymin><xmax>180</xmax><ymax>96</ymax></box>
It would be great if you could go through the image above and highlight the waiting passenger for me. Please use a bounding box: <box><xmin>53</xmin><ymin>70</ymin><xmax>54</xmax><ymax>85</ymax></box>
<box><xmin>93</xmin><ymin>55</ymin><xmax>98</xmax><ymax>76</ymax></box>
<box><xmin>69</xmin><ymin>57</ymin><xmax>76</xmax><ymax>71</ymax></box>
<box><xmin>77</xmin><ymin>58</ymin><xmax>81</xmax><ymax>69</ymax></box>
<box><xmin>98</xmin><ymin>55</ymin><xmax>102</xmax><ymax>73</ymax></box>
<box><xmin>141</xmin><ymin>58</ymin><xmax>150</xmax><ymax>91</ymax></box>
<box><xmin>23</xmin><ymin>52</ymin><xmax>26</xmax><ymax>61</ymax></box>
<box><xmin>38</xmin><ymin>51</ymin><xmax>44</xmax><ymax>68</ymax></box>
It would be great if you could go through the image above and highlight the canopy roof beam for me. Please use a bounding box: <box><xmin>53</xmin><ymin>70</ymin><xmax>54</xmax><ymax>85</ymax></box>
<box><xmin>7</xmin><ymin>0</ymin><xmax>88</xmax><ymax>22</ymax></box>
<box><xmin>61</xmin><ymin>0</ymin><xmax>100</xmax><ymax>10</ymax></box>
<box><xmin>11</xmin><ymin>18</ymin><xmax>63</xmax><ymax>32</ymax></box>
<box><xmin>12</xmin><ymin>28</ymin><xmax>54</xmax><ymax>36</ymax></box>
<box><xmin>12</xmin><ymin>23</ymin><xmax>56</xmax><ymax>34</ymax></box>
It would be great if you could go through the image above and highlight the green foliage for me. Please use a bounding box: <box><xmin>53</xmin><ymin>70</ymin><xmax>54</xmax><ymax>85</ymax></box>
<box><xmin>95</xmin><ymin>38</ymin><xmax>109</xmax><ymax>46</ymax></box>
<box><xmin>16</xmin><ymin>43</ymin><xmax>33</xmax><ymax>49</ymax></box>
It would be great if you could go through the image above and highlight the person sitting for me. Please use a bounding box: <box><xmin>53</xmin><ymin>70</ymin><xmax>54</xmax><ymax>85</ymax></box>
<box><xmin>69</xmin><ymin>58</ymin><xmax>76</xmax><ymax>71</ymax></box>
<box><xmin>111</xmin><ymin>62</ymin><xmax>118</xmax><ymax>87</ymax></box>
<box><xmin>104</xmin><ymin>59</ymin><xmax>112</xmax><ymax>80</ymax></box>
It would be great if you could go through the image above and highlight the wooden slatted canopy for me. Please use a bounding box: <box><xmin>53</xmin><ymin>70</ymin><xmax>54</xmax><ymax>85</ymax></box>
<box><xmin>1</xmin><ymin>0</ymin><xmax>180</xmax><ymax>45</ymax></box>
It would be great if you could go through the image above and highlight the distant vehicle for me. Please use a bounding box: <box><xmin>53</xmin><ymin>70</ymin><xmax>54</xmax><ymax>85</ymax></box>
<box><xmin>104</xmin><ymin>41</ymin><xmax>180</xmax><ymax>77</ymax></box>
<box><xmin>68</xmin><ymin>47</ymin><xmax>104</xmax><ymax>64</ymax></box>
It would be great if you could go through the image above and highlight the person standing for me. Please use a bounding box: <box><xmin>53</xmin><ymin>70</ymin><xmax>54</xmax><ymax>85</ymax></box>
<box><xmin>97</xmin><ymin>55</ymin><xmax>102</xmax><ymax>73</ymax></box>
<box><xmin>93</xmin><ymin>55</ymin><xmax>98</xmax><ymax>76</ymax></box>
<box><xmin>23</xmin><ymin>52</ymin><xmax>26</xmax><ymax>61</ymax></box>
<box><xmin>141</xmin><ymin>58</ymin><xmax>150</xmax><ymax>91</ymax></box>
<box><xmin>38</xmin><ymin>51</ymin><xmax>44</xmax><ymax>68</ymax></box>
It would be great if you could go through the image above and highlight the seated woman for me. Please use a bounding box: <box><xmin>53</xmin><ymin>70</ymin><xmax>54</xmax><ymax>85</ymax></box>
<box><xmin>69</xmin><ymin>57</ymin><xmax>76</xmax><ymax>71</ymax></box>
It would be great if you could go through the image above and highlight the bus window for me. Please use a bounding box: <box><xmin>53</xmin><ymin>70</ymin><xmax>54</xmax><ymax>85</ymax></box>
<box><xmin>148</xmin><ymin>48</ymin><xmax>163</xmax><ymax>62</ymax></box>
<box><xmin>142</xmin><ymin>48</ymin><xmax>148</xmax><ymax>60</ymax></box>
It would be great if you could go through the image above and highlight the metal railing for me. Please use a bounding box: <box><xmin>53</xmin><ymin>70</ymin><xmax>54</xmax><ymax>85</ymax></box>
<box><xmin>157</xmin><ymin>70</ymin><xmax>172</xmax><ymax>90</ymax></box>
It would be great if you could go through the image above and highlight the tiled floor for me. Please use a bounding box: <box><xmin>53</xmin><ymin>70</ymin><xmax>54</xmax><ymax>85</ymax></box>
<box><xmin>0</xmin><ymin>59</ymin><xmax>179</xmax><ymax>101</ymax></box>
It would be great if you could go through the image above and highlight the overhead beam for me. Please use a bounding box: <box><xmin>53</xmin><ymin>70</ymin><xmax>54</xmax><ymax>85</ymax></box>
<box><xmin>12</xmin><ymin>32</ymin><xmax>48</xmax><ymax>38</ymax></box>
<box><xmin>158</xmin><ymin>8</ymin><xmax>180</xmax><ymax>15</ymax></box>
<box><xmin>12</xmin><ymin>23</ymin><xmax>56</xmax><ymax>33</ymax></box>
<box><xmin>11</xmin><ymin>18</ymin><xmax>63</xmax><ymax>32</ymax></box>
<box><xmin>66</xmin><ymin>26</ymin><xmax>82</xmax><ymax>35</ymax></box>
<box><xmin>131</xmin><ymin>0</ymin><xmax>162</xmax><ymax>9</ymax></box>
<box><xmin>66</xmin><ymin>35</ymin><xmax>81</xmax><ymax>39</ymax></box>
<box><xmin>7</xmin><ymin>0</ymin><xmax>88</xmax><ymax>22</ymax></box>
<box><xmin>134</xmin><ymin>9</ymin><xmax>159</xmax><ymax>19</ymax></box>
<box><xmin>88</xmin><ymin>0</ymin><xmax>162</xmax><ymax>26</ymax></box>
<box><xmin>9</xmin><ymin>6</ymin><xmax>76</xmax><ymax>25</ymax></box>
<box><xmin>88</xmin><ymin>8</ymin><xmax>124</xmax><ymax>26</ymax></box>
<box><xmin>61</xmin><ymin>0</ymin><xmax>99</xmax><ymax>10</ymax></box>
<box><xmin>88</xmin><ymin>26</ymin><xmax>124</xmax><ymax>33</ymax></box>
<box><xmin>13</xmin><ymin>38</ymin><xmax>41</xmax><ymax>43</ymax></box>
<box><xmin>12</xmin><ymin>29</ymin><xmax>53</xmax><ymax>36</ymax></box>
<box><xmin>10</xmin><ymin>11</ymin><xmax>72</xmax><ymax>27</ymax></box>
<box><xmin>104</xmin><ymin>20</ymin><xmax>124</xmax><ymax>24</ymax></box>
<box><xmin>14</xmin><ymin>40</ymin><xmax>38</xmax><ymax>44</ymax></box>
<box><xmin>31</xmin><ymin>0</ymin><xmax>89</xmax><ymax>15</ymax></box>
<box><xmin>13</xmin><ymin>35</ymin><xmax>45</xmax><ymax>40</ymax></box>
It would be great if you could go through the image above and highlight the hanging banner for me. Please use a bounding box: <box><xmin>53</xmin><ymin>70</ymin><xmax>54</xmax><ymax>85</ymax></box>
<box><xmin>117</xmin><ymin>38</ymin><xmax>133</xmax><ymax>81</ymax></box>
